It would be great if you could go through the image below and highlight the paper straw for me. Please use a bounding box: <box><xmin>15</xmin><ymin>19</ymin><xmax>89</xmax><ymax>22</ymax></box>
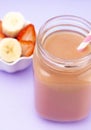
<box><xmin>77</xmin><ymin>32</ymin><xmax>91</xmax><ymax>51</ymax></box>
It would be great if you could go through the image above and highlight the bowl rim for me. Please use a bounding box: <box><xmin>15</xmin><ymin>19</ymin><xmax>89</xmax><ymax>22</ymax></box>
<box><xmin>0</xmin><ymin>54</ymin><xmax>33</xmax><ymax>66</ymax></box>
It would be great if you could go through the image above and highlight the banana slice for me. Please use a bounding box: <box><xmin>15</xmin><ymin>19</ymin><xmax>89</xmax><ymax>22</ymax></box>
<box><xmin>0</xmin><ymin>38</ymin><xmax>21</xmax><ymax>63</ymax></box>
<box><xmin>2</xmin><ymin>12</ymin><xmax>25</xmax><ymax>37</ymax></box>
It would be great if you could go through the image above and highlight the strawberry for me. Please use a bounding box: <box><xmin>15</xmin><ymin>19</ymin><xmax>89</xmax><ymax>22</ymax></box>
<box><xmin>0</xmin><ymin>20</ymin><xmax>6</xmax><ymax>39</ymax></box>
<box><xmin>19</xmin><ymin>40</ymin><xmax>35</xmax><ymax>57</ymax></box>
<box><xmin>0</xmin><ymin>33</ymin><xmax>5</xmax><ymax>39</ymax></box>
<box><xmin>17</xmin><ymin>24</ymin><xmax>36</xmax><ymax>44</ymax></box>
<box><xmin>0</xmin><ymin>20</ymin><xmax>3</xmax><ymax>33</ymax></box>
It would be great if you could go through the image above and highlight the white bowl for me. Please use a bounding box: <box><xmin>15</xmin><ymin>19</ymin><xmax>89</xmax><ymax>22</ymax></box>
<box><xmin>0</xmin><ymin>55</ymin><xmax>33</xmax><ymax>73</ymax></box>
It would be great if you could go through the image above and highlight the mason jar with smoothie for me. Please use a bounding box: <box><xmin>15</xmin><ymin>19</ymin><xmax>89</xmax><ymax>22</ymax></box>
<box><xmin>33</xmin><ymin>15</ymin><xmax>91</xmax><ymax>121</ymax></box>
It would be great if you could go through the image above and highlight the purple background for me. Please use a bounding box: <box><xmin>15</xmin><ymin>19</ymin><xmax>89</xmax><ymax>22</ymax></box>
<box><xmin>0</xmin><ymin>0</ymin><xmax>91</xmax><ymax>129</ymax></box>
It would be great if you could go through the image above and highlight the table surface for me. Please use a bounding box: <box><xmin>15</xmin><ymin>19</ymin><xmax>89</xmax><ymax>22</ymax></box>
<box><xmin>0</xmin><ymin>0</ymin><xmax>91</xmax><ymax>130</ymax></box>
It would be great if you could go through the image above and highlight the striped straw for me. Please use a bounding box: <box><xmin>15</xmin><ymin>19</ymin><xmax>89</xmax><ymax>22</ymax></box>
<box><xmin>77</xmin><ymin>32</ymin><xmax>91</xmax><ymax>51</ymax></box>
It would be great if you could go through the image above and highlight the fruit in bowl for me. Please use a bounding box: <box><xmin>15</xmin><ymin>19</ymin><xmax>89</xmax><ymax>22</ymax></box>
<box><xmin>0</xmin><ymin>12</ymin><xmax>36</xmax><ymax>73</ymax></box>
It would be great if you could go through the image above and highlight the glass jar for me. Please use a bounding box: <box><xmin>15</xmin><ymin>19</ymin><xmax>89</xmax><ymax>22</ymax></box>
<box><xmin>33</xmin><ymin>15</ymin><xmax>91</xmax><ymax>121</ymax></box>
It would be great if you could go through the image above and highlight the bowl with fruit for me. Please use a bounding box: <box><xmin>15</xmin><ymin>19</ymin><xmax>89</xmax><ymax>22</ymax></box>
<box><xmin>0</xmin><ymin>12</ymin><xmax>36</xmax><ymax>73</ymax></box>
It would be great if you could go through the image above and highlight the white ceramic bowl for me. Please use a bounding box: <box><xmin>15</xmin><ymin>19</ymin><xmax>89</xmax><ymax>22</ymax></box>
<box><xmin>0</xmin><ymin>55</ymin><xmax>33</xmax><ymax>73</ymax></box>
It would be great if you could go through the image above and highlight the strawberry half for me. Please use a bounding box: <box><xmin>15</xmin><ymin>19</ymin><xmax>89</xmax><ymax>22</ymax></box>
<box><xmin>0</xmin><ymin>20</ymin><xmax>6</xmax><ymax>39</ymax></box>
<box><xmin>17</xmin><ymin>24</ymin><xmax>36</xmax><ymax>44</ymax></box>
<box><xmin>19</xmin><ymin>40</ymin><xmax>35</xmax><ymax>57</ymax></box>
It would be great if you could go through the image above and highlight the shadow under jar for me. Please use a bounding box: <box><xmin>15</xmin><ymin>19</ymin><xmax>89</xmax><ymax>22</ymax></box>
<box><xmin>33</xmin><ymin>15</ymin><xmax>91</xmax><ymax>122</ymax></box>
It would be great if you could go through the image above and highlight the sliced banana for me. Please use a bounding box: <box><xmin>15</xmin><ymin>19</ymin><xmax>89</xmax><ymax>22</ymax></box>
<box><xmin>2</xmin><ymin>12</ymin><xmax>25</xmax><ymax>37</ymax></box>
<box><xmin>0</xmin><ymin>38</ymin><xmax>21</xmax><ymax>63</ymax></box>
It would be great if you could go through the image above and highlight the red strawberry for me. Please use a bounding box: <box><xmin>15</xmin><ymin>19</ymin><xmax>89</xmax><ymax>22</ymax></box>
<box><xmin>17</xmin><ymin>24</ymin><xmax>36</xmax><ymax>44</ymax></box>
<box><xmin>19</xmin><ymin>40</ymin><xmax>35</xmax><ymax>57</ymax></box>
<box><xmin>0</xmin><ymin>20</ymin><xmax>5</xmax><ymax>39</ymax></box>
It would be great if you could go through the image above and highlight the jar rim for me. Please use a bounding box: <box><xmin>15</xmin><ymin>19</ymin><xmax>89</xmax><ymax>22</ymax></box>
<box><xmin>37</xmin><ymin>15</ymin><xmax>91</xmax><ymax>69</ymax></box>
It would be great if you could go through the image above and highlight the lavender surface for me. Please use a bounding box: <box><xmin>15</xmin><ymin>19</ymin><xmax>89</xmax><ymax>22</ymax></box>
<box><xmin>0</xmin><ymin>0</ymin><xmax>91</xmax><ymax>130</ymax></box>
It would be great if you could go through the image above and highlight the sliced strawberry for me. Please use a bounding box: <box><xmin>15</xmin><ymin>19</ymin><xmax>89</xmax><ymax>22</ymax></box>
<box><xmin>19</xmin><ymin>40</ymin><xmax>35</xmax><ymax>57</ymax></box>
<box><xmin>0</xmin><ymin>33</ymin><xmax>5</xmax><ymax>39</ymax></box>
<box><xmin>17</xmin><ymin>24</ymin><xmax>36</xmax><ymax>44</ymax></box>
<box><xmin>0</xmin><ymin>20</ymin><xmax>5</xmax><ymax>39</ymax></box>
<box><xmin>0</xmin><ymin>20</ymin><xmax>2</xmax><ymax>33</ymax></box>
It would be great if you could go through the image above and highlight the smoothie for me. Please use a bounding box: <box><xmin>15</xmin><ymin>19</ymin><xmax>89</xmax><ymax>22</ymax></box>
<box><xmin>33</xmin><ymin>16</ymin><xmax>91</xmax><ymax>121</ymax></box>
<box><xmin>44</xmin><ymin>31</ymin><xmax>91</xmax><ymax>59</ymax></box>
